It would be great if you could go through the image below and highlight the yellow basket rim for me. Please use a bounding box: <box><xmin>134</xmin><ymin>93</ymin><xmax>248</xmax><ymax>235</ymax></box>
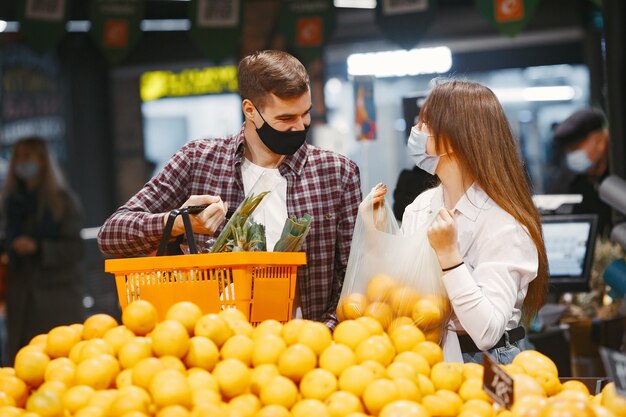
<box><xmin>104</xmin><ymin>251</ymin><xmax>306</xmax><ymax>273</ymax></box>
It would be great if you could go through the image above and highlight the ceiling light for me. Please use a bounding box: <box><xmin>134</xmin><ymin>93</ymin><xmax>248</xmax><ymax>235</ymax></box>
<box><xmin>347</xmin><ymin>47</ymin><xmax>452</xmax><ymax>78</ymax></box>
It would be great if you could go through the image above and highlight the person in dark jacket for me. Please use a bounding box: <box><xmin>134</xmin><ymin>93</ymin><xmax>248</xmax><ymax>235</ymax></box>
<box><xmin>549</xmin><ymin>108</ymin><xmax>611</xmax><ymax>236</ymax></box>
<box><xmin>2</xmin><ymin>136</ymin><xmax>84</xmax><ymax>364</ymax></box>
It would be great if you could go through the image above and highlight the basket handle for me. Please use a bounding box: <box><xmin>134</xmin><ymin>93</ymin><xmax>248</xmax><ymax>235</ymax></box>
<box><xmin>157</xmin><ymin>206</ymin><xmax>204</xmax><ymax>256</ymax></box>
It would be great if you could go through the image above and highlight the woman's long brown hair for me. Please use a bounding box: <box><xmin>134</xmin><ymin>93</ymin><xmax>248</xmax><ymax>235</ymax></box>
<box><xmin>419</xmin><ymin>80</ymin><xmax>549</xmax><ymax>327</ymax></box>
<box><xmin>3</xmin><ymin>136</ymin><xmax>68</xmax><ymax>221</ymax></box>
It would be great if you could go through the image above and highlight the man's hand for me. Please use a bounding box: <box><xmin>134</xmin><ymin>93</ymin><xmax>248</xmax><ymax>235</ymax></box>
<box><xmin>12</xmin><ymin>235</ymin><xmax>38</xmax><ymax>255</ymax></box>
<box><xmin>165</xmin><ymin>195</ymin><xmax>229</xmax><ymax>236</ymax></box>
<box><xmin>427</xmin><ymin>208</ymin><xmax>462</xmax><ymax>270</ymax></box>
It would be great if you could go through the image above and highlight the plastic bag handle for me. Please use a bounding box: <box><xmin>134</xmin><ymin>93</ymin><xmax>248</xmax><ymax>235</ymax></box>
<box><xmin>157</xmin><ymin>207</ymin><xmax>198</xmax><ymax>256</ymax></box>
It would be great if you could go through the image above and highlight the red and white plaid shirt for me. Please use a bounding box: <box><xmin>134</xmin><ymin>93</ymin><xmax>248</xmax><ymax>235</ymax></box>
<box><xmin>98</xmin><ymin>125</ymin><xmax>362</xmax><ymax>328</ymax></box>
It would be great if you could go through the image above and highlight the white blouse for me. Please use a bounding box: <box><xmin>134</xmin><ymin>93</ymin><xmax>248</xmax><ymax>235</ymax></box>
<box><xmin>401</xmin><ymin>183</ymin><xmax>539</xmax><ymax>352</ymax></box>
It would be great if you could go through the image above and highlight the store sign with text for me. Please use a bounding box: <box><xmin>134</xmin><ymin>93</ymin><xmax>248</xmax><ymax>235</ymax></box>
<box><xmin>278</xmin><ymin>0</ymin><xmax>334</xmax><ymax>64</ymax></box>
<box><xmin>475</xmin><ymin>0</ymin><xmax>540</xmax><ymax>37</ymax></box>
<box><xmin>189</xmin><ymin>0</ymin><xmax>242</xmax><ymax>63</ymax></box>
<box><xmin>140</xmin><ymin>66</ymin><xmax>238</xmax><ymax>102</ymax></box>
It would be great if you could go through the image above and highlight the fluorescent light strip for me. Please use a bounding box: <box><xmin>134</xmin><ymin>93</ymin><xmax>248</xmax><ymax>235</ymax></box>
<box><xmin>141</xmin><ymin>19</ymin><xmax>191</xmax><ymax>32</ymax></box>
<box><xmin>334</xmin><ymin>0</ymin><xmax>377</xmax><ymax>8</ymax></box>
<box><xmin>66</xmin><ymin>20</ymin><xmax>90</xmax><ymax>32</ymax></box>
<box><xmin>493</xmin><ymin>86</ymin><xmax>576</xmax><ymax>102</ymax></box>
<box><xmin>347</xmin><ymin>47</ymin><xmax>452</xmax><ymax>77</ymax></box>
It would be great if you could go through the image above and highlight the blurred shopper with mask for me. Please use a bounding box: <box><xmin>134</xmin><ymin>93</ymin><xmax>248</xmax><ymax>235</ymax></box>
<box><xmin>551</xmin><ymin>108</ymin><xmax>611</xmax><ymax>235</ymax></box>
<box><xmin>2</xmin><ymin>136</ymin><xmax>84</xmax><ymax>364</ymax></box>
<box><xmin>98</xmin><ymin>50</ymin><xmax>362</xmax><ymax>329</ymax></box>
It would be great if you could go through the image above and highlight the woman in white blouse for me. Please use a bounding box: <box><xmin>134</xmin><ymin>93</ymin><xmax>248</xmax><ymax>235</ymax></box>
<box><xmin>378</xmin><ymin>80</ymin><xmax>548</xmax><ymax>364</ymax></box>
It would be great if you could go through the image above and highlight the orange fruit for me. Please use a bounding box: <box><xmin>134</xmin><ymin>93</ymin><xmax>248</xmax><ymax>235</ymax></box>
<box><xmin>601</xmin><ymin>382</ymin><xmax>626</xmax><ymax>416</ymax></box>
<box><xmin>325</xmin><ymin>391</ymin><xmax>363</xmax><ymax>416</ymax></box>
<box><xmin>393</xmin><ymin>351</ymin><xmax>431</xmax><ymax>377</ymax></box>
<box><xmin>459</xmin><ymin>378</ymin><xmax>491</xmax><ymax>402</ymax></box>
<box><xmin>299</xmin><ymin>368</ymin><xmax>337</xmax><ymax>401</ymax></box>
<box><xmin>187</xmin><ymin>368</ymin><xmax>219</xmax><ymax>393</ymax></box>
<box><xmin>212</xmin><ymin>358</ymin><xmax>251</xmax><ymax>399</ymax></box>
<box><xmin>281</xmin><ymin>318</ymin><xmax>307</xmax><ymax>346</ymax></box>
<box><xmin>460</xmin><ymin>399</ymin><xmax>494</xmax><ymax>417</ymax></box>
<box><xmin>355</xmin><ymin>316</ymin><xmax>384</xmax><ymax>336</ymax></box>
<box><xmin>341</xmin><ymin>293</ymin><xmax>368</xmax><ymax>320</ymax></box>
<box><xmin>561</xmin><ymin>380</ymin><xmax>590</xmax><ymax>396</ymax></box>
<box><xmin>132</xmin><ymin>357</ymin><xmax>165</xmax><ymax>390</ymax></box>
<box><xmin>109</xmin><ymin>385</ymin><xmax>151</xmax><ymax>416</ymax></box>
<box><xmin>319</xmin><ymin>344</ymin><xmax>356</xmax><ymax>376</ymax></box>
<box><xmin>291</xmin><ymin>399</ymin><xmax>330</xmax><ymax>417</ymax></box>
<box><xmin>513</xmin><ymin>373</ymin><xmax>546</xmax><ymax>399</ymax></box>
<box><xmin>82</xmin><ymin>314</ymin><xmax>118</xmax><ymax>340</ymax></box>
<box><xmin>380</xmin><ymin>400</ymin><xmax>430</xmax><ymax>417</ymax></box>
<box><xmin>364</xmin><ymin>302</ymin><xmax>394</xmax><ymax>330</ymax></box>
<box><xmin>366</xmin><ymin>274</ymin><xmax>398</xmax><ymax>302</ymax></box>
<box><xmin>0</xmin><ymin>375</ymin><xmax>28</xmax><ymax>407</ymax></box>
<box><xmin>393</xmin><ymin>378</ymin><xmax>421</xmax><ymax>401</ymax></box>
<box><xmin>511</xmin><ymin>350</ymin><xmax>558</xmax><ymax>378</ymax></box>
<box><xmin>362</xmin><ymin>378</ymin><xmax>400</xmax><ymax>415</ymax></box>
<box><xmin>14</xmin><ymin>346</ymin><xmax>51</xmax><ymax>388</ymax></box>
<box><xmin>159</xmin><ymin>356</ymin><xmax>186</xmax><ymax>373</ymax></box>
<box><xmin>166</xmin><ymin>301</ymin><xmax>203</xmax><ymax>335</ymax></box>
<box><xmin>122</xmin><ymin>300</ymin><xmax>159</xmax><ymax>336</ymax></box>
<box><xmin>389</xmin><ymin>286</ymin><xmax>421</xmax><ymax>317</ymax></box>
<box><xmin>255</xmin><ymin>404</ymin><xmax>290</xmax><ymax>417</ymax></box>
<box><xmin>259</xmin><ymin>375</ymin><xmax>298</xmax><ymax>408</ymax></box>
<box><xmin>44</xmin><ymin>357</ymin><xmax>76</xmax><ymax>386</ymax></box>
<box><xmin>26</xmin><ymin>388</ymin><xmax>63</xmax><ymax>417</ymax></box>
<box><xmin>333</xmin><ymin>320</ymin><xmax>369</xmax><ymax>351</ymax></box>
<box><xmin>29</xmin><ymin>334</ymin><xmax>48</xmax><ymax>347</ymax></box>
<box><xmin>355</xmin><ymin>335</ymin><xmax>395</xmax><ymax>366</ymax></box>
<box><xmin>62</xmin><ymin>384</ymin><xmax>95</xmax><ymax>413</ymax></box>
<box><xmin>436</xmin><ymin>390</ymin><xmax>464</xmax><ymax>415</ymax></box>
<box><xmin>412</xmin><ymin>298</ymin><xmax>443</xmax><ymax>330</ymax></box>
<box><xmin>540</xmin><ymin>398</ymin><xmax>595</xmax><ymax>417</ymax></box>
<box><xmin>0</xmin><ymin>406</ymin><xmax>23</xmax><ymax>417</ymax></box>
<box><xmin>430</xmin><ymin>362</ymin><xmax>463</xmax><ymax>392</ymax></box>
<box><xmin>194</xmin><ymin>313</ymin><xmax>233</xmax><ymax>347</ymax></box>
<box><xmin>277</xmin><ymin>344</ymin><xmax>317</xmax><ymax>383</ymax></box>
<box><xmin>150</xmin><ymin>320</ymin><xmax>190</xmax><ymax>359</ymax></box>
<box><xmin>252</xmin><ymin>320</ymin><xmax>284</xmax><ymax>340</ymax></box>
<box><xmin>116</xmin><ymin>368</ymin><xmax>134</xmax><ymax>388</ymax></box>
<box><xmin>386</xmin><ymin>361</ymin><xmax>416</xmax><ymax>381</ymax></box>
<box><xmin>76</xmin><ymin>338</ymin><xmax>114</xmax><ymax>362</ymax></box>
<box><xmin>103</xmin><ymin>325</ymin><xmax>135</xmax><ymax>356</ymax></box>
<box><xmin>535</xmin><ymin>370</ymin><xmax>562</xmax><ymax>396</ymax></box>
<box><xmin>150</xmin><ymin>369</ymin><xmax>192</xmax><ymax>409</ymax></box>
<box><xmin>388</xmin><ymin>316</ymin><xmax>415</xmax><ymax>334</ymax></box>
<box><xmin>249</xmin><ymin>364</ymin><xmax>280</xmax><ymax>396</ymax></box>
<box><xmin>252</xmin><ymin>333</ymin><xmax>286</xmax><ymax>367</ymax></box>
<box><xmin>412</xmin><ymin>341</ymin><xmax>443</xmax><ymax>366</ymax></box>
<box><xmin>417</xmin><ymin>374</ymin><xmax>436</xmax><ymax>396</ymax></box>
<box><xmin>423</xmin><ymin>327</ymin><xmax>442</xmax><ymax>344</ymax></box>
<box><xmin>157</xmin><ymin>404</ymin><xmax>190</xmax><ymax>417</ymax></box>
<box><xmin>228</xmin><ymin>393</ymin><xmax>261</xmax><ymax>416</ymax></box>
<box><xmin>297</xmin><ymin>321</ymin><xmax>332</xmax><ymax>356</ymax></box>
<box><xmin>462</xmin><ymin>362</ymin><xmax>484</xmax><ymax>381</ymax></box>
<box><xmin>389</xmin><ymin>324</ymin><xmax>425</xmax><ymax>353</ymax></box>
<box><xmin>45</xmin><ymin>326</ymin><xmax>82</xmax><ymax>359</ymax></box>
<box><xmin>338</xmin><ymin>365</ymin><xmax>374</xmax><ymax>397</ymax></box>
<box><xmin>220</xmin><ymin>334</ymin><xmax>255</xmax><ymax>366</ymax></box>
<box><xmin>118</xmin><ymin>337</ymin><xmax>153</xmax><ymax>369</ymax></box>
<box><xmin>184</xmin><ymin>336</ymin><xmax>219</xmax><ymax>371</ymax></box>
<box><xmin>74</xmin><ymin>354</ymin><xmax>117</xmax><ymax>389</ymax></box>
<box><xmin>223</xmin><ymin>318</ymin><xmax>254</xmax><ymax>338</ymax></box>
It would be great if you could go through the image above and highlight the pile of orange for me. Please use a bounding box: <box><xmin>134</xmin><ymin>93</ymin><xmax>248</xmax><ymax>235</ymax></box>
<box><xmin>0</xmin><ymin>299</ymin><xmax>623</xmax><ymax>417</ymax></box>
<box><xmin>336</xmin><ymin>274</ymin><xmax>451</xmax><ymax>343</ymax></box>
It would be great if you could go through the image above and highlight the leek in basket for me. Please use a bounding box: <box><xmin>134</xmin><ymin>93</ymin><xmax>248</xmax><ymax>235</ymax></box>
<box><xmin>273</xmin><ymin>214</ymin><xmax>313</xmax><ymax>252</ymax></box>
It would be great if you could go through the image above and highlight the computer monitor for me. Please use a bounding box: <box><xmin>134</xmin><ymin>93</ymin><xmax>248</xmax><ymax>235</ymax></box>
<box><xmin>541</xmin><ymin>214</ymin><xmax>599</xmax><ymax>294</ymax></box>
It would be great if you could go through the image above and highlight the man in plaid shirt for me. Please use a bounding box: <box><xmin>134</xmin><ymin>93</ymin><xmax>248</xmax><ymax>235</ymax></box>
<box><xmin>98</xmin><ymin>50</ymin><xmax>362</xmax><ymax>329</ymax></box>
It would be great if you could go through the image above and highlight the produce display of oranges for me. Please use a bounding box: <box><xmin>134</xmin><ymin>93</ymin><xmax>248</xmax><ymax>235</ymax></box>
<box><xmin>337</xmin><ymin>274</ymin><xmax>451</xmax><ymax>345</ymax></box>
<box><xmin>0</xmin><ymin>298</ymin><xmax>623</xmax><ymax>417</ymax></box>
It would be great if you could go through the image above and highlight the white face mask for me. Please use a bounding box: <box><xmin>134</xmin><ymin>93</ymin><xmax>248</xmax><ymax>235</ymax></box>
<box><xmin>407</xmin><ymin>128</ymin><xmax>443</xmax><ymax>175</ymax></box>
<box><xmin>14</xmin><ymin>161</ymin><xmax>40</xmax><ymax>181</ymax></box>
<box><xmin>565</xmin><ymin>149</ymin><xmax>593</xmax><ymax>173</ymax></box>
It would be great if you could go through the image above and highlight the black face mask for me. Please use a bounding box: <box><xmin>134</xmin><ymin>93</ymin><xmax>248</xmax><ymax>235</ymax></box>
<box><xmin>254</xmin><ymin>107</ymin><xmax>310</xmax><ymax>155</ymax></box>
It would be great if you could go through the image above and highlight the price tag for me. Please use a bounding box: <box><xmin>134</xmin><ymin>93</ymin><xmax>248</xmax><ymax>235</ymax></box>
<box><xmin>483</xmin><ymin>352</ymin><xmax>514</xmax><ymax>409</ymax></box>
<box><xmin>599</xmin><ymin>347</ymin><xmax>626</xmax><ymax>397</ymax></box>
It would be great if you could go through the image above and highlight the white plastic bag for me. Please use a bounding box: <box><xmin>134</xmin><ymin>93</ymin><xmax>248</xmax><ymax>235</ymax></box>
<box><xmin>338</xmin><ymin>185</ymin><xmax>451</xmax><ymax>344</ymax></box>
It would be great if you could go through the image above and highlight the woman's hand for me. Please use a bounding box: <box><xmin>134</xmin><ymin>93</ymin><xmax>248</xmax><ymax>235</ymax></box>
<box><xmin>166</xmin><ymin>195</ymin><xmax>229</xmax><ymax>236</ymax></box>
<box><xmin>428</xmin><ymin>208</ymin><xmax>462</xmax><ymax>270</ymax></box>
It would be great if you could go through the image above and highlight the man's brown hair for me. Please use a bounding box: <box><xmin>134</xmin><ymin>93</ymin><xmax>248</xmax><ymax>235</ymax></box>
<box><xmin>238</xmin><ymin>50</ymin><xmax>310</xmax><ymax>110</ymax></box>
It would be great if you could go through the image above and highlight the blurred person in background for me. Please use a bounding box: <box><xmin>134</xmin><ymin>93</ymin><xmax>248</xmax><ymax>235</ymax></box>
<box><xmin>2</xmin><ymin>136</ymin><xmax>84</xmax><ymax>364</ymax></box>
<box><xmin>549</xmin><ymin>107</ymin><xmax>611</xmax><ymax>235</ymax></box>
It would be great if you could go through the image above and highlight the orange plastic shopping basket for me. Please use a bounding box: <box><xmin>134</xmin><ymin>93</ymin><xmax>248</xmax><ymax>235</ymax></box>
<box><xmin>104</xmin><ymin>206</ymin><xmax>307</xmax><ymax>324</ymax></box>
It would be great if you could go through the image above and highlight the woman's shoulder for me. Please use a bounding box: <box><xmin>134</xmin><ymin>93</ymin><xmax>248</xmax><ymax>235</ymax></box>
<box><xmin>404</xmin><ymin>186</ymin><xmax>439</xmax><ymax>213</ymax></box>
